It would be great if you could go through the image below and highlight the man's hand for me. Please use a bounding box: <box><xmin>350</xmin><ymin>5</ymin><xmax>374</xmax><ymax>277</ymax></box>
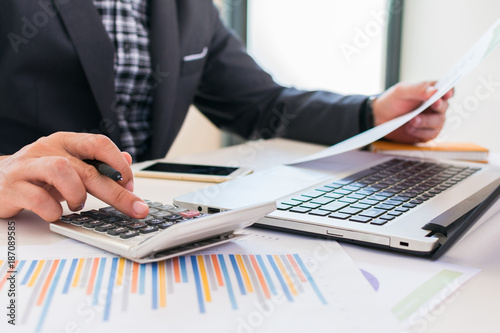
<box><xmin>0</xmin><ymin>132</ymin><xmax>149</xmax><ymax>222</ymax></box>
<box><xmin>372</xmin><ymin>81</ymin><xmax>454</xmax><ymax>143</ymax></box>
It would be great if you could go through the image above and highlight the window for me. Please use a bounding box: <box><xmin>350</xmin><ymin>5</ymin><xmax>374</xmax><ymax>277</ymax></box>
<box><xmin>247</xmin><ymin>0</ymin><xmax>389</xmax><ymax>96</ymax></box>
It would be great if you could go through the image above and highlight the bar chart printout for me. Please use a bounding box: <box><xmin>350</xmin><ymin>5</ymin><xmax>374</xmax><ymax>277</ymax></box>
<box><xmin>0</xmin><ymin>232</ymin><xmax>400</xmax><ymax>332</ymax></box>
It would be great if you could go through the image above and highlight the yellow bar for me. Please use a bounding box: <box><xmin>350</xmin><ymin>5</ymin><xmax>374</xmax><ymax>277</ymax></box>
<box><xmin>197</xmin><ymin>255</ymin><xmax>212</xmax><ymax>302</ymax></box>
<box><xmin>28</xmin><ymin>260</ymin><xmax>46</xmax><ymax>287</ymax></box>
<box><xmin>116</xmin><ymin>258</ymin><xmax>126</xmax><ymax>286</ymax></box>
<box><xmin>273</xmin><ymin>255</ymin><xmax>298</xmax><ymax>296</ymax></box>
<box><xmin>72</xmin><ymin>258</ymin><xmax>85</xmax><ymax>288</ymax></box>
<box><xmin>159</xmin><ymin>261</ymin><xmax>167</xmax><ymax>308</ymax></box>
<box><xmin>236</xmin><ymin>255</ymin><xmax>253</xmax><ymax>293</ymax></box>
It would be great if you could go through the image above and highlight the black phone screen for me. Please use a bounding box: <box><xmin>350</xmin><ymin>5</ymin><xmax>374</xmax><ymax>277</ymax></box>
<box><xmin>141</xmin><ymin>162</ymin><xmax>238</xmax><ymax>176</ymax></box>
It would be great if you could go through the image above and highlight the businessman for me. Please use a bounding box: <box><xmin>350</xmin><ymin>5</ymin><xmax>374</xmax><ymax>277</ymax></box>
<box><xmin>0</xmin><ymin>0</ymin><xmax>453</xmax><ymax>221</ymax></box>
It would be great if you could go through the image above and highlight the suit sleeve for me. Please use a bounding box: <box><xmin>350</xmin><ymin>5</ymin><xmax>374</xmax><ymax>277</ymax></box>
<box><xmin>192</xmin><ymin>5</ymin><xmax>371</xmax><ymax>146</ymax></box>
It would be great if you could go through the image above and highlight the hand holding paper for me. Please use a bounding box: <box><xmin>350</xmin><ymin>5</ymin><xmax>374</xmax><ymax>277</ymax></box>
<box><xmin>290</xmin><ymin>17</ymin><xmax>500</xmax><ymax>166</ymax></box>
<box><xmin>372</xmin><ymin>81</ymin><xmax>454</xmax><ymax>143</ymax></box>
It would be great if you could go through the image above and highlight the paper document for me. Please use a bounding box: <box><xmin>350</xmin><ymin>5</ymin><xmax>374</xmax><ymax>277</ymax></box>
<box><xmin>342</xmin><ymin>243</ymin><xmax>480</xmax><ymax>331</ymax></box>
<box><xmin>290</xmin><ymin>17</ymin><xmax>500</xmax><ymax>166</ymax></box>
<box><xmin>0</xmin><ymin>227</ymin><xmax>401</xmax><ymax>333</ymax></box>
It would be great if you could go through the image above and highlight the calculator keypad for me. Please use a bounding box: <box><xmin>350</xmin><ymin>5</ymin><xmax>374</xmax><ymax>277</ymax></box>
<box><xmin>61</xmin><ymin>200</ymin><xmax>204</xmax><ymax>240</ymax></box>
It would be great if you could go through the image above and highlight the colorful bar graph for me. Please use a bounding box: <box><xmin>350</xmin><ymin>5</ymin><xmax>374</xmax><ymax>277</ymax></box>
<box><xmin>8</xmin><ymin>252</ymin><xmax>327</xmax><ymax>332</ymax></box>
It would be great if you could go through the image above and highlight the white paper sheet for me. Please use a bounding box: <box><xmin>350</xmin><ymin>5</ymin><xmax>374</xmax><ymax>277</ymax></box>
<box><xmin>0</xmin><ymin>228</ymin><xmax>402</xmax><ymax>333</ymax></box>
<box><xmin>290</xmin><ymin>17</ymin><xmax>500</xmax><ymax>166</ymax></box>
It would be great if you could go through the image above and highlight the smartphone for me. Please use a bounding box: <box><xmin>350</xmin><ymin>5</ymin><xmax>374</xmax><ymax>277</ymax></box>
<box><xmin>134</xmin><ymin>161</ymin><xmax>253</xmax><ymax>183</ymax></box>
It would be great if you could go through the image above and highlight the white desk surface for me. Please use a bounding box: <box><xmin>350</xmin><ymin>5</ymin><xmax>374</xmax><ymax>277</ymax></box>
<box><xmin>2</xmin><ymin>138</ymin><xmax>499</xmax><ymax>332</ymax></box>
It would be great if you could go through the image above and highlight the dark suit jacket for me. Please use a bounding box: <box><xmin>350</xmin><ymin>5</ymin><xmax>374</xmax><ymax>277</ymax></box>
<box><xmin>0</xmin><ymin>0</ymin><xmax>368</xmax><ymax>160</ymax></box>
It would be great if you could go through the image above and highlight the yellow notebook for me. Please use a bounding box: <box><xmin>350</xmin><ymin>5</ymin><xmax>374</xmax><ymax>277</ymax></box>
<box><xmin>370</xmin><ymin>141</ymin><xmax>489</xmax><ymax>163</ymax></box>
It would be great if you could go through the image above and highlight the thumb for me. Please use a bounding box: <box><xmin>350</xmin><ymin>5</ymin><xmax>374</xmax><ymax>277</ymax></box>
<box><xmin>400</xmin><ymin>81</ymin><xmax>437</xmax><ymax>102</ymax></box>
<box><xmin>390</xmin><ymin>81</ymin><xmax>437</xmax><ymax>101</ymax></box>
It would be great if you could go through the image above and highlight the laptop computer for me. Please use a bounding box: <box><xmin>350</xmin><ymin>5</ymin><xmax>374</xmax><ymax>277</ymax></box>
<box><xmin>174</xmin><ymin>149</ymin><xmax>500</xmax><ymax>259</ymax></box>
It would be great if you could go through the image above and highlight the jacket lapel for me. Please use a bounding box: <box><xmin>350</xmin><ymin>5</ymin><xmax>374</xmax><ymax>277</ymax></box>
<box><xmin>56</xmin><ymin>0</ymin><xmax>121</xmax><ymax>145</ymax></box>
<box><xmin>149</xmin><ymin>0</ymin><xmax>180</xmax><ymax>159</ymax></box>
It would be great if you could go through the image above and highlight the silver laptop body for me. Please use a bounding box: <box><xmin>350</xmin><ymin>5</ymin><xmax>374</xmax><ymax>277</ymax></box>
<box><xmin>174</xmin><ymin>150</ymin><xmax>500</xmax><ymax>257</ymax></box>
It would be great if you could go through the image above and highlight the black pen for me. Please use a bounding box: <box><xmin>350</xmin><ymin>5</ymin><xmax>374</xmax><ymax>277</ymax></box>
<box><xmin>84</xmin><ymin>159</ymin><xmax>123</xmax><ymax>181</ymax></box>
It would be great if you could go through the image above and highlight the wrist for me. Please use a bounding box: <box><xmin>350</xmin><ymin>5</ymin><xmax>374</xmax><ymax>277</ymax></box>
<box><xmin>370</xmin><ymin>95</ymin><xmax>385</xmax><ymax>126</ymax></box>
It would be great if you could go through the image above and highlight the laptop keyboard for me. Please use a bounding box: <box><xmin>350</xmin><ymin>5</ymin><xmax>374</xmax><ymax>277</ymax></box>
<box><xmin>277</xmin><ymin>158</ymin><xmax>480</xmax><ymax>226</ymax></box>
<box><xmin>60</xmin><ymin>200</ymin><xmax>208</xmax><ymax>241</ymax></box>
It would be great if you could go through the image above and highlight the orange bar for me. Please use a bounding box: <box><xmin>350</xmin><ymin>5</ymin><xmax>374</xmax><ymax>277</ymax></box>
<box><xmin>116</xmin><ymin>258</ymin><xmax>126</xmax><ymax>286</ymax></box>
<box><xmin>235</xmin><ymin>255</ymin><xmax>253</xmax><ymax>293</ymax></box>
<box><xmin>172</xmin><ymin>257</ymin><xmax>181</xmax><ymax>283</ymax></box>
<box><xmin>197</xmin><ymin>255</ymin><xmax>212</xmax><ymax>302</ymax></box>
<box><xmin>131</xmin><ymin>262</ymin><xmax>139</xmax><ymax>293</ymax></box>
<box><xmin>28</xmin><ymin>260</ymin><xmax>46</xmax><ymax>287</ymax></box>
<box><xmin>249</xmin><ymin>255</ymin><xmax>271</xmax><ymax>299</ymax></box>
<box><xmin>210</xmin><ymin>254</ymin><xmax>224</xmax><ymax>287</ymax></box>
<box><xmin>0</xmin><ymin>260</ymin><xmax>18</xmax><ymax>291</ymax></box>
<box><xmin>37</xmin><ymin>260</ymin><xmax>60</xmax><ymax>306</ymax></box>
<box><xmin>273</xmin><ymin>255</ymin><xmax>298</xmax><ymax>296</ymax></box>
<box><xmin>72</xmin><ymin>258</ymin><xmax>85</xmax><ymax>288</ymax></box>
<box><xmin>86</xmin><ymin>258</ymin><xmax>100</xmax><ymax>295</ymax></box>
<box><xmin>286</xmin><ymin>254</ymin><xmax>307</xmax><ymax>282</ymax></box>
<box><xmin>159</xmin><ymin>261</ymin><xmax>167</xmax><ymax>308</ymax></box>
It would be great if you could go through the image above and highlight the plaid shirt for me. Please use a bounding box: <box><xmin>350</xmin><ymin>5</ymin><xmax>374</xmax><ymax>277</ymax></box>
<box><xmin>93</xmin><ymin>0</ymin><xmax>153</xmax><ymax>162</ymax></box>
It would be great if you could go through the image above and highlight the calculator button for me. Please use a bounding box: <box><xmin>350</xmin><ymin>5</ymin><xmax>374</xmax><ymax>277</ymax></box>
<box><xmin>151</xmin><ymin>211</ymin><xmax>171</xmax><ymax>219</ymax></box>
<box><xmin>107</xmin><ymin>227</ymin><xmax>129</xmax><ymax>236</ymax></box>
<box><xmin>114</xmin><ymin>219</ymin><xmax>135</xmax><ymax>227</ymax></box>
<box><xmin>128</xmin><ymin>222</ymin><xmax>148</xmax><ymax>230</ymax></box>
<box><xmin>95</xmin><ymin>224</ymin><xmax>116</xmax><ymax>232</ymax></box>
<box><xmin>145</xmin><ymin>218</ymin><xmax>164</xmax><ymax>226</ymax></box>
<box><xmin>101</xmin><ymin>216</ymin><xmax>122</xmax><ymax>223</ymax></box>
<box><xmin>164</xmin><ymin>214</ymin><xmax>183</xmax><ymax>222</ymax></box>
<box><xmin>140</xmin><ymin>226</ymin><xmax>159</xmax><ymax>234</ymax></box>
<box><xmin>167</xmin><ymin>207</ymin><xmax>188</xmax><ymax>214</ymax></box>
<box><xmin>159</xmin><ymin>204</ymin><xmax>176</xmax><ymax>211</ymax></box>
<box><xmin>81</xmin><ymin>210</ymin><xmax>110</xmax><ymax>219</ymax></box>
<box><xmin>120</xmin><ymin>230</ymin><xmax>140</xmax><ymax>239</ymax></box>
<box><xmin>158</xmin><ymin>222</ymin><xmax>175</xmax><ymax>229</ymax></box>
<box><xmin>70</xmin><ymin>216</ymin><xmax>94</xmax><ymax>225</ymax></box>
<box><xmin>83</xmin><ymin>220</ymin><xmax>105</xmax><ymax>228</ymax></box>
<box><xmin>61</xmin><ymin>214</ymin><xmax>79</xmax><ymax>223</ymax></box>
<box><xmin>180</xmin><ymin>210</ymin><xmax>200</xmax><ymax>218</ymax></box>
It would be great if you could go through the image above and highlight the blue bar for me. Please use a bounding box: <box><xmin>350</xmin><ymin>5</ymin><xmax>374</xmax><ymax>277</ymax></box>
<box><xmin>103</xmin><ymin>258</ymin><xmax>119</xmax><ymax>321</ymax></box>
<box><xmin>21</xmin><ymin>260</ymin><xmax>38</xmax><ymax>285</ymax></box>
<box><xmin>63</xmin><ymin>259</ymin><xmax>78</xmax><ymax>294</ymax></box>
<box><xmin>217</xmin><ymin>255</ymin><xmax>237</xmax><ymax>310</ymax></box>
<box><xmin>15</xmin><ymin>260</ymin><xmax>26</xmax><ymax>275</ymax></box>
<box><xmin>190</xmin><ymin>256</ymin><xmax>205</xmax><ymax>313</ymax></box>
<box><xmin>93</xmin><ymin>258</ymin><xmax>107</xmax><ymax>306</ymax></box>
<box><xmin>266</xmin><ymin>255</ymin><xmax>293</xmax><ymax>302</ymax></box>
<box><xmin>36</xmin><ymin>259</ymin><xmax>66</xmax><ymax>333</ymax></box>
<box><xmin>229</xmin><ymin>255</ymin><xmax>246</xmax><ymax>295</ymax></box>
<box><xmin>151</xmin><ymin>262</ymin><xmax>158</xmax><ymax>309</ymax></box>
<box><xmin>139</xmin><ymin>264</ymin><xmax>146</xmax><ymax>295</ymax></box>
<box><xmin>293</xmin><ymin>254</ymin><xmax>328</xmax><ymax>305</ymax></box>
<box><xmin>180</xmin><ymin>256</ymin><xmax>188</xmax><ymax>282</ymax></box>
<box><xmin>256</xmin><ymin>255</ymin><xmax>277</xmax><ymax>296</ymax></box>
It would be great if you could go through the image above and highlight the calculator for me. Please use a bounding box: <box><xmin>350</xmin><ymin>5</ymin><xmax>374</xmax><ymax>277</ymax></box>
<box><xmin>49</xmin><ymin>200</ymin><xmax>276</xmax><ymax>263</ymax></box>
